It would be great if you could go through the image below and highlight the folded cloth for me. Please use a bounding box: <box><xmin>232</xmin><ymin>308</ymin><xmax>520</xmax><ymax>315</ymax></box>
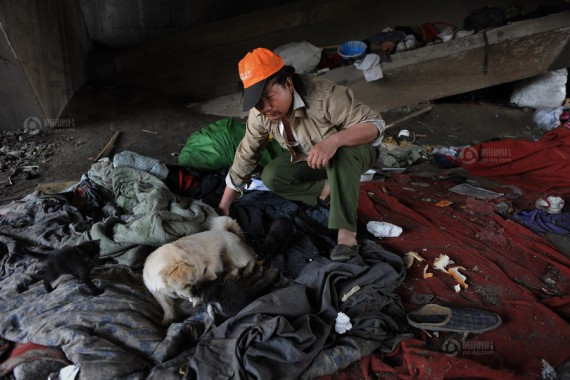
<box><xmin>354</xmin><ymin>54</ymin><xmax>383</xmax><ymax>82</ymax></box>
<box><xmin>460</xmin><ymin>127</ymin><xmax>570</xmax><ymax>192</ymax></box>
<box><xmin>407</xmin><ymin>304</ymin><xmax>503</xmax><ymax>333</ymax></box>
<box><xmin>113</xmin><ymin>150</ymin><xmax>169</xmax><ymax>180</ymax></box>
<box><xmin>513</xmin><ymin>209</ymin><xmax>570</xmax><ymax>234</ymax></box>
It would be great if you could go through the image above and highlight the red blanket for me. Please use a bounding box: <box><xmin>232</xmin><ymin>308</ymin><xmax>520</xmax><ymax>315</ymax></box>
<box><xmin>460</xmin><ymin>127</ymin><xmax>570</xmax><ymax>193</ymax></box>
<box><xmin>324</xmin><ymin>177</ymin><xmax>570</xmax><ymax>379</ymax></box>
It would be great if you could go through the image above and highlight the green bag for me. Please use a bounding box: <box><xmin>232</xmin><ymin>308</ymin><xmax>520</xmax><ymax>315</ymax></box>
<box><xmin>178</xmin><ymin>117</ymin><xmax>283</xmax><ymax>171</ymax></box>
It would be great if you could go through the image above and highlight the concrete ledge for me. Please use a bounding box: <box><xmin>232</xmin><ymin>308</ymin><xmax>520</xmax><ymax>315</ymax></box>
<box><xmin>189</xmin><ymin>11</ymin><xmax>570</xmax><ymax>116</ymax></box>
<box><xmin>333</xmin><ymin>11</ymin><xmax>570</xmax><ymax>111</ymax></box>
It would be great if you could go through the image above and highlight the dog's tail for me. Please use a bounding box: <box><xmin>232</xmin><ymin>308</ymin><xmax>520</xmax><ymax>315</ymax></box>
<box><xmin>209</xmin><ymin>216</ymin><xmax>245</xmax><ymax>238</ymax></box>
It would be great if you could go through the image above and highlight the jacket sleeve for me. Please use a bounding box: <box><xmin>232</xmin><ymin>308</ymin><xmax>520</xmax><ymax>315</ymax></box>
<box><xmin>227</xmin><ymin>111</ymin><xmax>271</xmax><ymax>191</ymax></box>
<box><xmin>323</xmin><ymin>84</ymin><xmax>385</xmax><ymax>145</ymax></box>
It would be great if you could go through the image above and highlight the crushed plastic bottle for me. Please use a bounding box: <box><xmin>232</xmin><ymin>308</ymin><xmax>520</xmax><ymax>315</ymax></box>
<box><xmin>533</xmin><ymin>107</ymin><xmax>564</xmax><ymax>131</ymax></box>
<box><xmin>535</xmin><ymin>196</ymin><xmax>565</xmax><ymax>214</ymax></box>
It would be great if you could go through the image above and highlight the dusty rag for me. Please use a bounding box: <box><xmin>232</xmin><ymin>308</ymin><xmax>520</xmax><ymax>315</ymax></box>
<box><xmin>354</xmin><ymin>54</ymin><xmax>383</xmax><ymax>82</ymax></box>
<box><xmin>513</xmin><ymin>209</ymin><xmax>570</xmax><ymax>234</ymax></box>
<box><xmin>460</xmin><ymin>127</ymin><xmax>570</xmax><ymax>193</ymax></box>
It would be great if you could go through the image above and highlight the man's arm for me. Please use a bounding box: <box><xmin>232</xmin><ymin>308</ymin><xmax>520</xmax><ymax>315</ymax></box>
<box><xmin>218</xmin><ymin>186</ymin><xmax>239</xmax><ymax>215</ymax></box>
<box><xmin>307</xmin><ymin>122</ymin><xmax>378</xmax><ymax>169</ymax></box>
<box><xmin>218</xmin><ymin>111</ymin><xmax>270</xmax><ymax>214</ymax></box>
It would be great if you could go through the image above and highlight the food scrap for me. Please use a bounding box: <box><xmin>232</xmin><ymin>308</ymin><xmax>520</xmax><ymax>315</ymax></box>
<box><xmin>448</xmin><ymin>266</ymin><xmax>469</xmax><ymax>289</ymax></box>
<box><xmin>404</xmin><ymin>251</ymin><xmax>426</xmax><ymax>269</ymax></box>
<box><xmin>423</xmin><ymin>264</ymin><xmax>433</xmax><ymax>279</ymax></box>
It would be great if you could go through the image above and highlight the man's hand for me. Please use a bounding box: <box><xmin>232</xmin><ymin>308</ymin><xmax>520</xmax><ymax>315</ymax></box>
<box><xmin>218</xmin><ymin>186</ymin><xmax>239</xmax><ymax>215</ymax></box>
<box><xmin>216</xmin><ymin>205</ymin><xmax>230</xmax><ymax>216</ymax></box>
<box><xmin>307</xmin><ymin>138</ymin><xmax>338</xmax><ymax>169</ymax></box>
<box><xmin>307</xmin><ymin>122</ymin><xmax>380</xmax><ymax>169</ymax></box>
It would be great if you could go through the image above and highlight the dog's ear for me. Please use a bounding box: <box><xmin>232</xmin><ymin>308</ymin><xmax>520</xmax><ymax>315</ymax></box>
<box><xmin>163</xmin><ymin>261</ymin><xmax>195</xmax><ymax>287</ymax></box>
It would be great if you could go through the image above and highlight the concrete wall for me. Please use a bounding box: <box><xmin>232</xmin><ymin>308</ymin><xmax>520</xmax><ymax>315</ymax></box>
<box><xmin>89</xmin><ymin>0</ymin><xmax>569</xmax><ymax>102</ymax></box>
<box><xmin>79</xmin><ymin>0</ymin><xmax>297</xmax><ymax>48</ymax></box>
<box><xmin>0</xmin><ymin>0</ymin><xmax>92</xmax><ymax>130</ymax></box>
<box><xmin>0</xmin><ymin>18</ymin><xmax>44</xmax><ymax>131</ymax></box>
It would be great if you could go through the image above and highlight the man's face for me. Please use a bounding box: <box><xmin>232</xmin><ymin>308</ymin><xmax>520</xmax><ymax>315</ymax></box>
<box><xmin>254</xmin><ymin>77</ymin><xmax>294</xmax><ymax>121</ymax></box>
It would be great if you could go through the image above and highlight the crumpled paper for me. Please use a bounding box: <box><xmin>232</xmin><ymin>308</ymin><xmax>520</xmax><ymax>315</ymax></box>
<box><xmin>335</xmin><ymin>312</ymin><xmax>353</xmax><ymax>334</ymax></box>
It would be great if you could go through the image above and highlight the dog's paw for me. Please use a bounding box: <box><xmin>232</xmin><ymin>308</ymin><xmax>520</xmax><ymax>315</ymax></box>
<box><xmin>161</xmin><ymin>316</ymin><xmax>174</xmax><ymax>325</ymax></box>
<box><xmin>161</xmin><ymin>311</ymin><xmax>175</xmax><ymax>325</ymax></box>
<box><xmin>206</xmin><ymin>303</ymin><xmax>216</xmax><ymax>319</ymax></box>
<box><xmin>16</xmin><ymin>283</ymin><xmax>28</xmax><ymax>293</ymax></box>
<box><xmin>206</xmin><ymin>302</ymin><xmax>226</xmax><ymax>319</ymax></box>
<box><xmin>223</xmin><ymin>273</ymin><xmax>238</xmax><ymax>283</ymax></box>
<box><xmin>190</xmin><ymin>296</ymin><xmax>202</xmax><ymax>307</ymax></box>
<box><xmin>88</xmin><ymin>286</ymin><xmax>104</xmax><ymax>296</ymax></box>
<box><xmin>203</xmin><ymin>271</ymin><xmax>217</xmax><ymax>281</ymax></box>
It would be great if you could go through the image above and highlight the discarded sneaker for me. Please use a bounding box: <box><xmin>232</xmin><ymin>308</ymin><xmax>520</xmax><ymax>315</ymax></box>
<box><xmin>407</xmin><ymin>304</ymin><xmax>502</xmax><ymax>334</ymax></box>
<box><xmin>330</xmin><ymin>244</ymin><xmax>359</xmax><ymax>261</ymax></box>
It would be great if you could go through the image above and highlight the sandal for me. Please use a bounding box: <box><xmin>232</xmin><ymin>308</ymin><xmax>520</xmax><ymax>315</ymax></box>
<box><xmin>330</xmin><ymin>243</ymin><xmax>359</xmax><ymax>261</ymax></box>
<box><xmin>407</xmin><ymin>304</ymin><xmax>503</xmax><ymax>334</ymax></box>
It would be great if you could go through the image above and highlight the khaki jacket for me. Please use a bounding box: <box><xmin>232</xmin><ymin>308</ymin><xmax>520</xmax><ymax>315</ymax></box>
<box><xmin>228</xmin><ymin>75</ymin><xmax>384</xmax><ymax>190</ymax></box>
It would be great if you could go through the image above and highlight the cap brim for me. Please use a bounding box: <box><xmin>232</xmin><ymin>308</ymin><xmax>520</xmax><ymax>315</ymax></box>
<box><xmin>242</xmin><ymin>79</ymin><xmax>266</xmax><ymax>111</ymax></box>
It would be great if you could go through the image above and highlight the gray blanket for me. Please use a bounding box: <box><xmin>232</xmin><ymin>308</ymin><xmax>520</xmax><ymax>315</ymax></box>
<box><xmin>0</xmin><ymin>161</ymin><xmax>411</xmax><ymax>379</ymax></box>
<box><xmin>0</xmin><ymin>263</ymin><xmax>210</xmax><ymax>378</ymax></box>
<box><xmin>187</xmin><ymin>240</ymin><xmax>411</xmax><ymax>380</ymax></box>
<box><xmin>0</xmin><ymin>164</ymin><xmax>218</xmax><ymax>378</ymax></box>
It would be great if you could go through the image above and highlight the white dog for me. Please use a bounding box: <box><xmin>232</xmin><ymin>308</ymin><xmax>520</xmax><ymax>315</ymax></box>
<box><xmin>143</xmin><ymin>216</ymin><xmax>256</xmax><ymax>324</ymax></box>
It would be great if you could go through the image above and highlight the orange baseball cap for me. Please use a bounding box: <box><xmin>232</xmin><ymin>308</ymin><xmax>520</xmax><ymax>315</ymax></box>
<box><xmin>239</xmin><ymin>48</ymin><xmax>285</xmax><ymax>111</ymax></box>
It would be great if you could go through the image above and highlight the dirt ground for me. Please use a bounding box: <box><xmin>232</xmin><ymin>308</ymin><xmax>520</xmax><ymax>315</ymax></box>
<box><xmin>1</xmin><ymin>84</ymin><xmax>568</xmax><ymax>256</ymax></box>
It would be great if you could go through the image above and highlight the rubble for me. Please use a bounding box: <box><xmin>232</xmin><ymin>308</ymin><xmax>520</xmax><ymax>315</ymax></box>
<box><xmin>0</xmin><ymin>129</ymin><xmax>58</xmax><ymax>185</ymax></box>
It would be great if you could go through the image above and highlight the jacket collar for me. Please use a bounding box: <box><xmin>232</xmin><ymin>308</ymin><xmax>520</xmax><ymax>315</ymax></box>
<box><xmin>291</xmin><ymin>89</ymin><xmax>306</xmax><ymax>119</ymax></box>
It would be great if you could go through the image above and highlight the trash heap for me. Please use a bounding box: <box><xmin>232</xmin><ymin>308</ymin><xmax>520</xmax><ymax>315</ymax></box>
<box><xmin>0</xmin><ymin>129</ymin><xmax>58</xmax><ymax>185</ymax></box>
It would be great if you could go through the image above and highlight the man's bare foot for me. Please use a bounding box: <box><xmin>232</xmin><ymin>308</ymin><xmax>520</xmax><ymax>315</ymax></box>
<box><xmin>337</xmin><ymin>228</ymin><xmax>357</xmax><ymax>247</ymax></box>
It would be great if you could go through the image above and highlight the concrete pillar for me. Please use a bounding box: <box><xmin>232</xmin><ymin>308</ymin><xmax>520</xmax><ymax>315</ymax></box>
<box><xmin>0</xmin><ymin>0</ymin><xmax>91</xmax><ymax>130</ymax></box>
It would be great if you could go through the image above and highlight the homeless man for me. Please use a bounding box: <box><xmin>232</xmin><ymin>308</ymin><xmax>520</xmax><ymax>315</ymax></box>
<box><xmin>218</xmin><ymin>47</ymin><xmax>384</xmax><ymax>261</ymax></box>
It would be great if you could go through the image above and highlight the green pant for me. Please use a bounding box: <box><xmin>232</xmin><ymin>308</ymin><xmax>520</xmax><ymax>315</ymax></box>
<box><xmin>261</xmin><ymin>145</ymin><xmax>378</xmax><ymax>231</ymax></box>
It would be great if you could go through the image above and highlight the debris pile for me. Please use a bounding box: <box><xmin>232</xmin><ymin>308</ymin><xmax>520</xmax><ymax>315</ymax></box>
<box><xmin>0</xmin><ymin>129</ymin><xmax>59</xmax><ymax>186</ymax></box>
